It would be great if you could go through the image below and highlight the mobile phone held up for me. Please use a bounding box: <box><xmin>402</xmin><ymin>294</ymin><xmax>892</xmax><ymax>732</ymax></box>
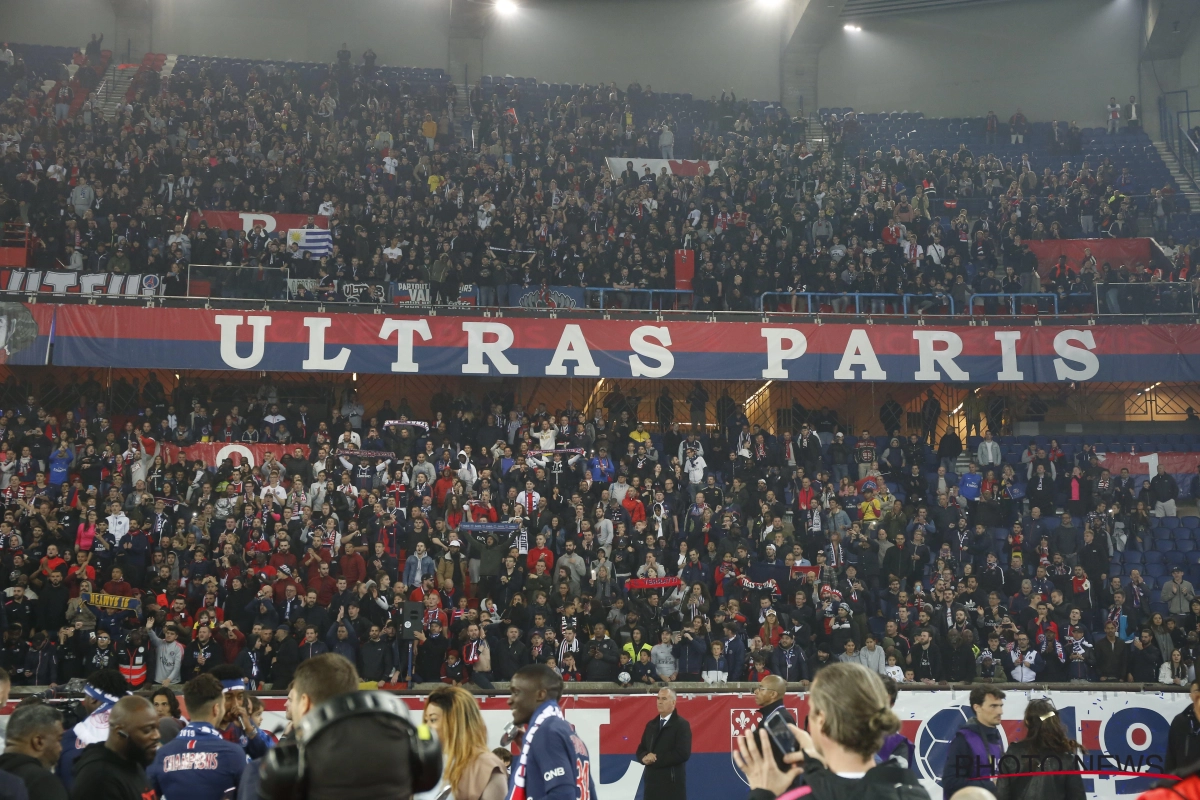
<box><xmin>763</xmin><ymin>707</ymin><xmax>798</xmax><ymax>755</ymax></box>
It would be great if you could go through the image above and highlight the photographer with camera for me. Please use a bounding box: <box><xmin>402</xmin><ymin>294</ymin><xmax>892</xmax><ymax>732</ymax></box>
<box><xmin>241</xmin><ymin>653</ymin><xmax>441</xmax><ymax>800</ymax></box>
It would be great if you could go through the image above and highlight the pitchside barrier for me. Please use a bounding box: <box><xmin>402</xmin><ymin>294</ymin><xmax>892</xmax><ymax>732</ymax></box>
<box><xmin>12</xmin><ymin>683</ymin><xmax>1187</xmax><ymax>799</ymax></box>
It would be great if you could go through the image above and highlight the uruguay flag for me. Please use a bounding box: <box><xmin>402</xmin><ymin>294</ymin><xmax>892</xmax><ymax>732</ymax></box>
<box><xmin>287</xmin><ymin>229</ymin><xmax>333</xmax><ymax>257</ymax></box>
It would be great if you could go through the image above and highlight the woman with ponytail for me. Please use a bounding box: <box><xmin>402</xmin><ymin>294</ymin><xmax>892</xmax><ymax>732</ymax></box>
<box><xmin>733</xmin><ymin>661</ymin><xmax>928</xmax><ymax>799</ymax></box>
<box><xmin>994</xmin><ymin>699</ymin><xmax>1085</xmax><ymax>800</ymax></box>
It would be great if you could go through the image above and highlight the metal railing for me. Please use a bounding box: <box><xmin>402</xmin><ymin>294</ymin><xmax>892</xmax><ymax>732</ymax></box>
<box><xmin>967</xmin><ymin>293</ymin><xmax>1060</xmax><ymax>317</ymax></box>
<box><xmin>1160</xmin><ymin>91</ymin><xmax>1200</xmax><ymax>188</ymax></box>
<box><xmin>594</xmin><ymin>288</ymin><xmax>693</xmax><ymax>311</ymax></box>
<box><xmin>757</xmin><ymin>291</ymin><xmax>955</xmax><ymax>317</ymax></box>
<box><xmin>1094</xmin><ymin>281</ymin><xmax>1198</xmax><ymax>315</ymax></box>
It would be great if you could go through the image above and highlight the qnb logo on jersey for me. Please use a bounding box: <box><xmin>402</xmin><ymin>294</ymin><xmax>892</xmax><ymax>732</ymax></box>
<box><xmin>161</xmin><ymin>752</ymin><xmax>220</xmax><ymax>771</ymax></box>
<box><xmin>543</xmin><ymin>767</ymin><xmax>565</xmax><ymax>780</ymax></box>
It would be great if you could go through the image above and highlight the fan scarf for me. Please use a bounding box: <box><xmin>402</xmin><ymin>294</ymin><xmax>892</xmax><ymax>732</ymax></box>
<box><xmin>506</xmin><ymin>702</ymin><xmax>565</xmax><ymax>800</ymax></box>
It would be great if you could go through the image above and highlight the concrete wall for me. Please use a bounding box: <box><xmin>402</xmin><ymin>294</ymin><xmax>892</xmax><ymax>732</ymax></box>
<box><xmin>816</xmin><ymin>0</ymin><xmax>1142</xmax><ymax>124</ymax></box>
<box><xmin>1</xmin><ymin>0</ymin><xmax>116</xmax><ymax>54</ymax></box>
<box><xmin>481</xmin><ymin>0</ymin><xmax>786</xmax><ymax>101</ymax></box>
<box><xmin>0</xmin><ymin>0</ymin><xmax>451</xmax><ymax>68</ymax></box>
<box><xmin>150</xmin><ymin>0</ymin><xmax>451</xmax><ymax>68</ymax></box>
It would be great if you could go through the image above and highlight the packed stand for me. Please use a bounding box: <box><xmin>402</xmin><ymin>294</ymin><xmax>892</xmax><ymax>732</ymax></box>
<box><xmin>0</xmin><ymin>41</ymin><xmax>1196</xmax><ymax>314</ymax></box>
<box><xmin>0</xmin><ymin>374</ymin><xmax>1192</xmax><ymax>692</ymax></box>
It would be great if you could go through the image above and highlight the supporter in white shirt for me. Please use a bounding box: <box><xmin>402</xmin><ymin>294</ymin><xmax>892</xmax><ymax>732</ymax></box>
<box><xmin>107</xmin><ymin>504</ymin><xmax>131</xmax><ymax>543</ymax></box>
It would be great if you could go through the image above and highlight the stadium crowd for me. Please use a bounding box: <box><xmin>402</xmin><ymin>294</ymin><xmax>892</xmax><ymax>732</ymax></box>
<box><xmin>0</xmin><ymin>371</ymin><xmax>1186</xmax><ymax>693</ymax></box>
<box><xmin>0</xmin><ymin>45</ymin><xmax>1196</xmax><ymax>313</ymax></box>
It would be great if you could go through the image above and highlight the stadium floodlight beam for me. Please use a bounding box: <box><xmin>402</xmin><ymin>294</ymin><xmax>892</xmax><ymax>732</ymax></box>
<box><xmin>496</xmin><ymin>0</ymin><xmax>518</xmax><ymax>14</ymax></box>
<box><xmin>843</xmin><ymin>23</ymin><xmax>862</xmax><ymax>31</ymax></box>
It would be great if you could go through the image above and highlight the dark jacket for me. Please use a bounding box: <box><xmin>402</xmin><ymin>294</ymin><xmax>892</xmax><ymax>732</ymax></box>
<box><xmin>752</xmin><ymin>700</ymin><xmax>796</xmax><ymax>771</ymax></box>
<box><xmin>582</xmin><ymin>636</ymin><xmax>621</xmax><ymax>681</ymax></box>
<box><xmin>1166</xmin><ymin>706</ymin><xmax>1200</xmax><ymax>773</ymax></box>
<box><xmin>1093</xmin><ymin>636</ymin><xmax>1128</xmax><ymax>681</ymax></box>
<box><xmin>0</xmin><ymin>752</ymin><xmax>64</xmax><ymax>800</ymax></box>
<box><xmin>270</xmin><ymin>636</ymin><xmax>300</xmax><ymax>687</ymax></box>
<box><xmin>69</xmin><ymin>742</ymin><xmax>152</xmax><ymax>800</ymax></box>
<box><xmin>634</xmin><ymin>713</ymin><xmax>692</xmax><ymax>800</ymax></box>
<box><xmin>941</xmin><ymin>719</ymin><xmax>1003</xmax><ymax>799</ymax></box>
<box><xmin>996</xmin><ymin>740</ymin><xmax>1086</xmax><ymax>800</ymax></box>
<box><xmin>748</xmin><ymin>758</ymin><xmax>925</xmax><ymax>800</ymax></box>
<box><xmin>493</xmin><ymin>638</ymin><xmax>530</xmax><ymax>681</ymax></box>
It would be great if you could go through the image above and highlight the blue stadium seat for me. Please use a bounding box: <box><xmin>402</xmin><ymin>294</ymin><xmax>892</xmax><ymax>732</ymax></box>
<box><xmin>1124</xmin><ymin>550</ymin><xmax>1144</xmax><ymax>564</ymax></box>
<box><xmin>1162</xmin><ymin>517</ymin><xmax>1181</xmax><ymax>529</ymax></box>
<box><xmin>1153</xmin><ymin>527</ymin><xmax>1173</xmax><ymax>540</ymax></box>
<box><xmin>1147</xmin><ymin>563</ymin><xmax>1166</xmax><ymax>578</ymax></box>
<box><xmin>1145</xmin><ymin>550</ymin><xmax>1165</xmax><ymax>564</ymax></box>
<box><xmin>1184</xmin><ymin>517</ymin><xmax>1200</xmax><ymax>529</ymax></box>
<box><xmin>1177</xmin><ymin>540</ymin><xmax>1196</xmax><ymax>553</ymax></box>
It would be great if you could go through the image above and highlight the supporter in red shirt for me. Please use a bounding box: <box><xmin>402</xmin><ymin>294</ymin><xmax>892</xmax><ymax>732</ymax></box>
<box><xmin>102</xmin><ymin>566</ymin><xmax>133</xmax><ymax>596</ymax></box>
<box><xmin>309</xmin><ymin>560</ymin><xmax>337</xmax><ymax>607</ymax></box>
<box><xmin>526</xmin><ymin>534</ymin><xmax>555</xmax><ymax>573</ymax></box>
<box><xmin>338</xmin><ymin>541</ymin><xmax>367</xmax><ymax>587</ymax></box>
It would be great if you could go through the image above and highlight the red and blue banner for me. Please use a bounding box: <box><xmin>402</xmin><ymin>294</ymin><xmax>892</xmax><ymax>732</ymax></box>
<box><xmin>42</xmin><ymin>306</ymin><xmax>1200</xmax><ymax>383</ymax></box>
<box><xmin>0</xmin><ymin>688</ymin><xmax>1181</xmax><ymax>798</ymax></box>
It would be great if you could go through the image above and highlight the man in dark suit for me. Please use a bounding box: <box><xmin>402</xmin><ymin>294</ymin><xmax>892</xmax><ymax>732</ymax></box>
<box><xmin>635</xmin><ymin>687</ymin><xmax>691</xmax><ymax>800</ymax></box>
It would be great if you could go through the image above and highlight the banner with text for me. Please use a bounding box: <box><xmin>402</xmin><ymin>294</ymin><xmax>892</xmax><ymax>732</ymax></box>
<box><xmin>0</xmin><ymin>269</ymin><xmax>161</xmax><ymax>297</ymax></box>
<box><xmin>46</xmin><ymin>307</ymin><xmax>1200</xmax><ymax>383</ymax></box>
<box><xmin>188</xmin><ymin>689</ymin><xmax>1181</xmax><ymax>800</ymax></box>
<box><xmin>189</xmin><ymin>211</ymin><xmax>329</xmax><ymax>234</ymax></box>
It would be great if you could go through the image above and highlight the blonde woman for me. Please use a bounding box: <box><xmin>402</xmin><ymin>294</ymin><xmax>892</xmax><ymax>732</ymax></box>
<box><xmin>733</xmin><ymin>662</ymin><xmax>927</xmax><ymax>798</ymax></box>
<box><xmin>422</xmin><ymin>685</ymin><xmax>507</xmax><ymax>800</ymax></box>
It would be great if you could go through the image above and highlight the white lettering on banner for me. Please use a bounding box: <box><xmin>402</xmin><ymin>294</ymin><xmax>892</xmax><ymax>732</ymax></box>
<box><xmin>79</xmin><ymin>273</ymin><xmax>108</xmax><ymax>294</ymax></box>
<box><xmin>301</xmin><ymin>318</ymin><xmax>351</xmax><ymax>371</ymax></box>
<box><xmin>215</xmin><ymin>315</ymin><xmax>272</xmax><ymax>370</ymax></box>
<box><xmin>462</xmin><ymin>322</ymin><xmax>519</xmax><ymax>375</ymax></box>
<box><xmin>832</xmin><ymin>328</ymin><xmax>887</xmax><ymax>380</ymax></box>
<box><xmin>629</xmin><ymin>326</ymin><xmax>674</xmax><ymax>378</ymax></box>
<box><xmin>546</xmin><ymin>325</ymin><xmax>600</xmax><ymax>377</ymax></box>
<box><xmin>215</xmin><ymin>444</ymin><xmax>257</xmax><ymax>468</ymax></box>
<box><xmin>378</xmin><ymin>319</ymin><xmax>431</xmax><ymax>373</ymax></box>
<box><xmin>3</xmin><ymin>270</ymin><xmax>25</xmax><ymax>292</ymax></box>
<box><xmin>240</xmin><ymin>213</ymin><xmax>277</xmax><ymax>233</ymax></box>
<box><xmin>1053</xmin><ymin>330</ymin><xmax>1100</xmax><ymax>381</ymax></box>
<box><xmin>41</xmin><ymin>272</ymin><xmax>76</xmax><ymax>293</ymax></box>
<box><xmin>913</xmin><ymin>330</ymin><xmax>969</xmax><ymax>382</ymax></box>
<box><xmin>1140</xmin><ymin>453</ymin><xmax>1160</xmax><ymax>475</ymax></box>
<box><xmin>994</xmin><ymin>331</ymin><xmax>1025</xmax><ymax>381</ymax></box>
<box><xmin>761</xmin><ymin>329</ymin><xmax>807</xmax><ymax>379</ymax></box>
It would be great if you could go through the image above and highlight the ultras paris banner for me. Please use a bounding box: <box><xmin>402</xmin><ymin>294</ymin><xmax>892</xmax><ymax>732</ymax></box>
<box><xmin>45</xmin><ymin>306</ymin><xmax>1200</xmax><ymax>383</ymax></box>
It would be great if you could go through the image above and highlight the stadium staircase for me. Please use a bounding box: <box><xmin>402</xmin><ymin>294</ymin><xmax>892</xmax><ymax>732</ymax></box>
<box><xmin>1153</xmin><ymin>140</ymin><xmax>1200</xmax><ymax>209</ymax></box>
<box><xmin>95</xmin><ymin>62</ymin><xmax>138</xmax><ymax>120</ymax></box>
